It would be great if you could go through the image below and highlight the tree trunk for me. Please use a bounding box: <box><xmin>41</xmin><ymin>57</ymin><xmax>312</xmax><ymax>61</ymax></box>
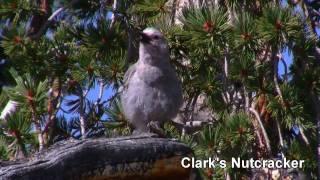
<box><xmin>0</xmin><ymin>135</ymin><xmax>199</xmax><ymax>180</ymax></box>
<box><xmin>27</xmin><ymin>0</ymin><xmax>50</xmax><ymax>38</ymax></box>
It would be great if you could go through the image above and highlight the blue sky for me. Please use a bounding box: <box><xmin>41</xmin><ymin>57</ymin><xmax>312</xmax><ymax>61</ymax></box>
<box><xmin>279</xmin><ymin>48</ymin><xmax>293</xmax><ymax>78</ymax></box>
<box><xmin>57</xmin><ymin>84</ymin><xmax>114</xmax><ymax>120</ymax></box>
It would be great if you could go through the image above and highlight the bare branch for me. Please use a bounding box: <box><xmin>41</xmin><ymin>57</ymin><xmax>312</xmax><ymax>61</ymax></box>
<box><xmin>79</xmin><ymin>94</ymin><xmax>86</xmax><ymax>139</ymax></box>
<box><xmin>0</xmin><ymin>100</ymin><xmax>19</xmax><ymax>120</ymax></box>
<box><xmin>97</xmin><ymin>79</ymin><xmax>105</xmax><ymax>103</ymax></box>
<box><xmin>249</xmin><ymin>107</ymin><xmax>271</xmax><ymax>154</ymax></box>
<box><xmin>110</xmin><ymin>0</ymin><xmax>118</xmax><ymax>28</ymax></box>
<box><xmin>31</xmin><ymin>108</ymin><xmax>44</xmax><ymax>151</ymax></box>
<box><xmin>272</xmin><ymin>52</ymin><xmax>286</xmax><ymax>150</ymax></box>
<box><xmin>280</xmin><ymin>58</ymin><xmax>288</xmax><ymax>82</ymax></box>
<box><xmin>273</xmin><ymin>55</ymin><xmax>284</xmax><ymax>104</ymax></box>
<box><xmin>299</xmin><ymin>127</ymin><xmax>310</xmax><ymax>146</ymax></box>
<box><xmin>169</xmin><ymin>0</ymin><xmax>178</xmax><ymax>25</ymax></box>
<box><xmin>29</xmin><ymin>0</ymin><xmax>79</xmax><ymax>40</ymax></box>
<box><xmin>243</xmin><ymin>86</ymin><xmax>250</xmax><ymax>111</ymax></box>
<box><xmin>276</xmin><ymin>118</ymin><xmax>284</xmax><ymax>147</ymax></box>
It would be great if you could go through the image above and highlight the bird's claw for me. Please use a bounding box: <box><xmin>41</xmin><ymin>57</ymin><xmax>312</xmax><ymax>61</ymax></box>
<box><xmin>132</xmin><ymin>131</ymin><xmax>159</xmax><ymax>138</ymax></box>
<box><xmin>147</xmin><ymin>121</ymin><xmax>166</xmax><ymax>138</ymax></box>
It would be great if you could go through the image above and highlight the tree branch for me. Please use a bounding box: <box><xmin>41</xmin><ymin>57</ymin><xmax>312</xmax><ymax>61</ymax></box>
<box><xmin>279</xmin><ymin>58</ymin><xmax>288</xmax><ymax>82</ymax></box>
<box><xmin>110</xmin><ymin>0</ymin><xmax>118</xmax><ymax>28</ymax></box>
<box><xmin>249</xmin><ymin>107</ymin><xmax>271</xmax><ymax>154</ymax></box>
<box><xmin>273</xmin><ymin>52</ymin><xmax>286</xmax><ymax>150</ymax></box>
<box><xmin>0</xmin><ymin>100</ymin><xmax>19</xmax><ymax>120</ymax></box>
<box><xmin>0</xmin><ymin>136</ymin><xmax>198</xmax><ymax>179</ymax></box>
<box><xmin>29</xmin><ymin>0</ymin><xmax>79</xmax><ymax>40</ymax></box>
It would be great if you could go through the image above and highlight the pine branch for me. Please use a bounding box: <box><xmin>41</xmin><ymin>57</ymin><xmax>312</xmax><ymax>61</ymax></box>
<box><xmin>279</xmin><ymin>57</ymin><xmax>288</xmax><ymax>82</ymax></box>
<box><xmin>110</xmin><ymin>0</ymin><xmax>118</xmax><ymax>28</ymax></box>
<box><xmin>79</xmin><ymin>92</ymin><xmax>86</xmax><ymax>139</ymax></box>
<box><xmin>27</xmin><ymin>0</ymin><xmax>51</xmax><ymax>37</ymax></box>
<box><xmin>97</xmin><ymin>79</ymin><xmax>105</xmax><ymax>104</ymax></box>
<box><xmin>31</xmin><ymin>109</ymin><xmax>44</xmax><ymax>151</ymax></box>
<box><xmin>299</xmin><ymin>127</ymin><xmax>310</xmax><ymax>146</ymax></box>
<box><xmin>170</xmin><ymin>0</ymin><xmax>178</xmax><ymax>25</ymax></box>
<box><xmin>221</xmin><ymin>92</ymin><xmax>229</xmax><ymax>105</ymax></box>
<box><xmin>29</xmin><ymin>0</ymin><xmax>80</xmax><ymax>40</ymax></box>
<box><xmin>272</xmin><ymin>51</ymin><xmax>285</xmax><ymax>151</ymax></box>
<box><xmin>249</xmin><ymin>106</ymin><xmax>271</xmax><ymax>155</ymax></box>
<box><xmin>42</xmin><ymin>77</ymin><xmax>63</xmax><ymax>135</ymax></box>
<box><xmin>273</xmin><ymin>53</ymin><xmax>284</xmax><ymax>104</ymax></box>
<box><xmin>0</xmin><ymin>100</ymin><xmax>19</xmax><ymax>121</ymax></box>
<box><xmin>222</xmin><ymin>47</ymin><xmax>231</xmax><ymax>105</ymax></box>
<box><xmin>243</xmin><ymin>85</ymin><xmax>250</xmax><ymax>111</ymax></box>
<box><xmin>273</xmin><ymin>52</ymin><xmax>309</xmax><ymax>148</ymax></box>
<box><xmin>275</xmin><ymin>117</ymin><xmax>284</xmax><ymax>148</ymax></box>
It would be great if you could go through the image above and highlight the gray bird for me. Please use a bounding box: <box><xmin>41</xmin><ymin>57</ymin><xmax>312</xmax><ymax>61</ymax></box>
<box><xmin>121</xmin><ymin>27</ymin><xmax>183</xmax><ymax>135</ymax></box>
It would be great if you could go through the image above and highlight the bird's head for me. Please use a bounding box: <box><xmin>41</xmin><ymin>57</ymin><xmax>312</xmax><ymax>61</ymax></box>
<box><xmin>139</xmin><ymin>27</ymin><xmax>169</xmax><ymax>64</ymax></box>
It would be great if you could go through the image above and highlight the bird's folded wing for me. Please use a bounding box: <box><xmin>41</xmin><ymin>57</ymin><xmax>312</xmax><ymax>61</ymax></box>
<box><xmin>123</xmin><ymin>63</ymin><xmax>137</xmax><ymax>89</ymax></box>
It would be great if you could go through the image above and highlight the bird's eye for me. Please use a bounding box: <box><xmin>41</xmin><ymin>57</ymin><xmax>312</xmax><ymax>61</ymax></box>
<box><xmin>153</xmin><ymin>35</ymin><xmax>160</xmax><ymax>40</ymax></box>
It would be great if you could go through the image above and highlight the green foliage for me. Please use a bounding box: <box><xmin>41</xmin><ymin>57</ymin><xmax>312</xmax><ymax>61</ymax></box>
<box><xmin>257</xmin><ymin>5</ymin><xmax>300</xmax><ymax>49</ymax></box>
<box><xmin>4</xmin><ymin>69</ymin><xmax>48</xmax><ymax>114</ymax></box>
<box><xmin>195</xmin><ymin>113</ymin><xmax>254</xmax><ymax>160</ymax></box>
<box><xmin>179</xmin><ymin>6</ymin><xmax>231</xmax><ymax>56</ymax></box>
<box><xmin>1</xmin><ymin>26</ymin><xmax>27</xmax><ymax>60</ymax></box>
<box><xmin>69</xmin><ymin>21</ymin><xmax>126</xmax><ymax>57</ymax></box>
<box><xmin>287</xmin><ymin>140</ymin><xmax>316</xmax><ymax>173</ymax></box>
<box><xmin>0</xmin><ymin>112</ymin><xmax>35</xmax><ymax>159</ymax></box>
<box><xmin>233</xmin><ymin>12</ymin><xmax>258</xmax><ymax>51</ymax></box>
<box><xmin>131</xmin><ymin>0</ymin><xmax>169</xmax><ymax>18</ymax></box>
<box><xmin>104</xmin><ymin>98</ymin><xmax>132</xmax><ymax>137</ymax></box>
<box><xmin>97</xmin><ymin>49</ymin><xmax>127</xmax><ymax>89</ymax></box>
<box><xmin>0</xmin><ymin>0</ymin><xmax>36</xmax><ymax>25</ymax></box>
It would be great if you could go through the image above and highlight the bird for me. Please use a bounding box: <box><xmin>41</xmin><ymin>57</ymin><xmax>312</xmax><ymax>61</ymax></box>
<box><xmin>121</xmin><ymin>27</ymin><xmax>183</xmax><ymax>136</ymax></box>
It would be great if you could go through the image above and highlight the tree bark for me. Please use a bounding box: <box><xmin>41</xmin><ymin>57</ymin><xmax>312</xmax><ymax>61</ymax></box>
<box><xmin>0</xmin><ymin>135</ymin><xmax>199</xmax><ymax>180</ymax></box>
<box><xmin>27</xmin><ymin>0</ymin><xmax>50</xmax><ymax>38</ymax></box>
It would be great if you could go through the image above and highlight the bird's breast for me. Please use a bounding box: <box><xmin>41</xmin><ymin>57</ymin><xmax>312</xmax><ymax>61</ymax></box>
<box><xmin>136</xmin><ymin>65</ymin><xmax>165</xmax><ymax>85</ymax></box>
<box><xmin>123</xmin><ymin>64</ymin><xmax>182</xmax><ymax>117</ymax></box>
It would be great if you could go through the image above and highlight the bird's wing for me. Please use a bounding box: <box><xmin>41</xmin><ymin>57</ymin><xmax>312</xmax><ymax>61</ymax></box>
<box><xmin>123</xmin><ymin>63</ymin><xmax>136</xmax><ymax>89</ymax></box>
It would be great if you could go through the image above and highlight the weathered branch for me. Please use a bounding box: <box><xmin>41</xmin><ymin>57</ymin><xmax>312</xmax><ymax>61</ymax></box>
<box><xmin>273</xmin><ymin>52</ymin><xmax>285</xmax><ymax>150</ymax></box>
<box><xmin>43</xmin><ymin>78</ymin><xmax>62</xmax><ymax>135</ymax></box>
<box><xmin>0</xmin><ymin>135</ymin><xmax>198</xmax><ymax>180</ymax></box>
<box><xmin>299</xmin><ymin>127</ymin><xmax>310</xmax><ymax>146</ymax></box>
<box><xmin>275</xmin><ymin>118</ymin><xmax>284</xmax><ymax>148</ymax></box>
<box><xmin>27</xmin><ymin>0</ymin><xmax>51</xmax><ymax>38</ymax></box>
<box><xmin>279</xmin><ymin>58</ymin><xmax>288</xmax><ymax>82</ymax></box>
<box><xmin>170</xmin><ymin>0</ymin><xmax>178</xmax><ymax>25</ymax></box>
<box><xmin>249</xmin><ymin>107</ymin><xmax>271</xmax><ymax>154</ymax></box>
<box><xmin>273</xmin><ymin>54</ymin><xmax>284</xmax><ymax>104</ymax></box>
<box><xmin>31</xmin><ymin>108</ymin><xmax>44</xmax><ymax>151</ymax></box>
<box><xmin>110</xmin><ymin>0</ymin><xmax>118</xmax><ymax>28</ymax></box>
<box><xmin>0</xmin><ymin>100</ymin><xmax>19</xmax><ymax>120</ymax></box>
<box><xmin>79</xmin><ymin>95</ymin><xmax>86</xmax><ymax>139</ymax></box>
<box><xmin>29</xmin><ymin>0</ymin><xmax>79</xmax><ymax>40</ymax></box>
<box><xmin>243</xmin><ymin>86</ymin><xmax>250</xmax><ymax>111</ymax></box>
<box><xmin>97</xmin><ymin>79</ymin><xmax>105</xmax><ymax>103</ymax></box>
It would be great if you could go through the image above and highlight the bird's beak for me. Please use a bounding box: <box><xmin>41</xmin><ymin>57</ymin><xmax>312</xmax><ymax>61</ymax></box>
<box><xmin>140</xmin><ymin>32</ymin><xmax>151</xmax><ymax>44</ymax></box>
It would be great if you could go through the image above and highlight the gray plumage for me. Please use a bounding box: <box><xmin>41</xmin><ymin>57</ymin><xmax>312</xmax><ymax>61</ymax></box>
<box><xmin>121</xmin><ymin>27</ymin><xmax>183</xmax><ymax>134</ymax></box>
